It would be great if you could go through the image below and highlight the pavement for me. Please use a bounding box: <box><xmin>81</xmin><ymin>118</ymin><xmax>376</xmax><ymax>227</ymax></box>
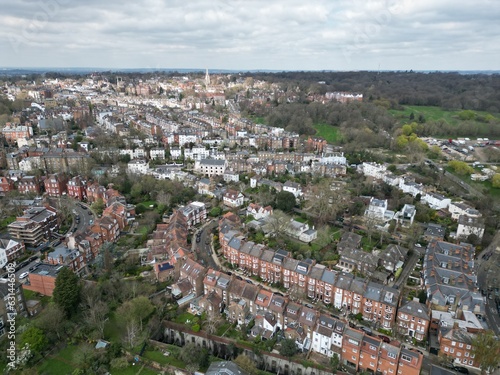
<box><xmin>192</xmin><ymin>220</ymin><xmax>220</xmax><ymax>270</ymax></box>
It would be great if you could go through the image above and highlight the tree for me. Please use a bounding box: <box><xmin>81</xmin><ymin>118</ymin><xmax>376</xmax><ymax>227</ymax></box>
<box><xmin>330</xmin><ymin>353</ymin><xmax>340</xmax><ymax>374</ymax></box>
<box><xmin>492</xmin><ymin>174</ymin><xmax>500</xmax><ymax>188</ymax></box>
<box><xmin>448</xmin><ymin>160</ymin><xmax>474</xmax><ymax>175</ymax></box>
<box><xmin>35</xmin><ymin>303</ymin><xmax>67</xmax><ymax>342</ymax></box>
<box><xmin>472</xmin><ymin>330</ymin><xmax>500</xmax><ymax>374</ymax></box>
<box><xmin>303</xmin><ymin>178</ymin><xmax>350</xmax><ymax>225</ymax></box>
<box><xmin>204</xmin><ymin>311</ymin><xmax>223</xmax><ymax>335</ymax></box>
<box><xmin>53</xmin><ymin>267</ymin><xmax>81</xmax><ymax>317</ymax></box>
<box><xmin>179</xmin><ymin>343</ymin><xmax>203</xmax><ymax>367</ymax></box>
<box><xmin>234</xmin><ymin>354</ymin><xmax>258</xmax><ymax>375</ymax></box>
<box><xmin>266</xmin><ymin>210</ymin><xmax>291</xmax><ymax>238</ymax></box>
<box><xmin>21</xmin><ymin>326</ymin><xmax>48</xmax><ymax>353</ymax></box>
<box><xmin>275</xmin><ymin>191</ymin><xmax>296</xmax><ymax>212</ymax></box>
<box><xmin>279</xmin><ymin>338</ymin><xmax>298</xmax><ymax>358</ymax></box>
<box><xmin>91</xmin><ymin>198</ymin><xmax>105</xmax><ymax>216</ymax></box>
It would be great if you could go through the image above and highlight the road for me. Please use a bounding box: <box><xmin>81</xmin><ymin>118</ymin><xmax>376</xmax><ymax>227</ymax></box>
<box><xmin>391</xmin><ymin>246</ymin><xmax>423</xmax><ymax>289</ymax></box>
<box><xmin>72</xmin><ymin>201</ymin><xmax>95</xmax><ymax>234</ymax></box>
<box><xmin>193</xmin><ymin>220</ymin><xmax>219</xmax><ymax>270</ymax></box>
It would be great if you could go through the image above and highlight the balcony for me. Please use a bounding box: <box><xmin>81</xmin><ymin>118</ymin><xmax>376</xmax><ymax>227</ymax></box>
<box><xmin>385</xmin><ymin>307</ymin><xmax>392</xmax><ymax>313</ymax></box>
<box><xmin>353</xmin><ymin>295</ymin><xmax>361</xmax><ymax>301</ymax></box>
<box><xmin>399</xmin><ymin>315</ymin><xmax>409</xmax><ymax>321</ymax></box>
<box><xmin>365</xmin><ymin>300</ymin><xmax>372</xmax><ymax>307</ymax></box>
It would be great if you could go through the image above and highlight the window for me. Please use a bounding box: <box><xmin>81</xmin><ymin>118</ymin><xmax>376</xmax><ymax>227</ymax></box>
<box><xmin>353</xmin><ymin>349</ymin><xmax>358</xmax><ymax>353</ymax></box>
<box><xmin>401</xmin><ymin>354</ymin><xmax>411</xmax><ymax>362</ymax></box>
<box><xmin>352</xmin><ymin>356</ymin><xmax>356</xmax><ymax>361</ymax></box>
<box><xmin>457</xmin><ymin>352</ymin><xmax>461</xmax><ymax>357</ymax></box>
<box><xmin>463</xmin><ymin>359</ymin><xmax>467</xmax><ymax>364</ymax></box>
<box><xmin>469</xmin><ymin>360</ymin><xmax>473</xmax><ymax>365</ymax></box>
<box><xmin>466</xmin><ymin>345</ymin><xmax>471</xmax><ymax>350</ymax></box>
<box><xmin>465</xmin><ymin>352</ymin><xmax>469</xmax><ymax>357</ymax></box>
<box><xmin>450</xmin><ymin>348</ymin><xmax>454</xmax><ymax>354</ymax></box>
<box><xmin>451</xmin><ymin>341</ymin><xmax>456</xmax><ymax>346</ymax></box>
<box><xmin>388</xmin><ymin>352</ymin><xmax>396</xmax><ymax>359</ymax></box>
<box><xmin>444</xmin><ymin>347</ymin><xmax>449</xmax><ymax>352</ymax></box>
<box><xmin>459</xmin><ymin>343</ymin><xmax>463</xmax><ymax>348</ymax></box>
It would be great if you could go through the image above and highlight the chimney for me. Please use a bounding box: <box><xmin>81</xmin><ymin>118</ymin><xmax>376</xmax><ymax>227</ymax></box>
<box><xmin>413</xmin><ymin>297</ymin><xmax>420</xmax><ymax>303</ymax></box>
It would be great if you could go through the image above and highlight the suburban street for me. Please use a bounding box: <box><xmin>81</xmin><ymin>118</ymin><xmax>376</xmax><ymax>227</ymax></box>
<box><xmin>193</xmin><ymin>220</ymin><xmax>219</xmax><ymax>270</ymax></box>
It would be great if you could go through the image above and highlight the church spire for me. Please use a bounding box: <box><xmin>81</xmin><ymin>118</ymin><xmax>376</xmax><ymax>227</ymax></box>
<box><xmin>205</xmin><ymin>68</ymin><xmax>210</xmax><ymax>86</ymax></box>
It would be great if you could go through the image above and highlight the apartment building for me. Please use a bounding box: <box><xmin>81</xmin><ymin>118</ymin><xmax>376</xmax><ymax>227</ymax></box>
<box><xmin>44</xmin><ymin>173</ymin><xmax>68</xmax><ymax>197</ymax></box>
<box><xmin>17</xmin><ymin>176</ymin><xmax>43</xmax><ymax>195</ymax></box>
<box><xmin>178</xmin><ymin>201</ymin><xmax>206</xmax><ymax>228</ymax></box>
<box><xmin>0</xmin><ymin>238</ymin><xmax>25</xmax><ymax>268</ymax></box>
<box><xmin>67</xmin><ymin>175</ymin><xmax>87</xmax><ymax>201</ymax></box>
<box><xmin>7</xmin><ymin>206</ymin><xmax>58</xmax><ymax>247</ymax></box>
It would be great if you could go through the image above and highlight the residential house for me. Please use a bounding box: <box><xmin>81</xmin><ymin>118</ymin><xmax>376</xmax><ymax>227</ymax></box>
<box><xmin>127</xmin><ymin>159</ymin><xmax>149</xmax><ymax>174</ymax></box>
<box><xmin>283</xmin><ymin>181</ymin><xmax>303</xmax><ymax>198</ymax></box>
<box><xmin>358</xmin><ymin>162</ymin><xmax>387</xmax><ymax>180</ymax></box>
<box><xmin>194</xmin><ymin>159</ymin><xmax>227</xmax><ymax>177</ymax></box>
<box><xmin>424</xmin><ymin>223</ymin><xmax>446</xmax><ymax>242</ymax></box>
<box><xmin>365</xmin><ymin>197</ymin><xmax>394</xmax><ymax>223</ymax></box>
<box><xmin>17</xmin><ymin>176</ymin><xmax>42</xmax><ymax>195</ymax></box>
<box><xmin>399</xmin><ymin>177</ymin><xmax>425</xmax><ymax>198</ymax></box>
<box><xmin>423</xmin><ymin>192</ymin><xmax>451</xmax><ymax>210</ymax></box>
<box><xmin>0</xmin><ymin>279</ymin><xmax>27</xmax><ymax>336</ymax></box>
<box><xmin>175</xmin><ymin>258</ymin><xmax>207</xmax><ymax>297</ymax></box>
<box><xmin>448</xmin><ymin>201</ymin><xmax>481</xmax><ymax>221</ymax></box>
<box><xmin>178</xmin><ymin>201</ymin><xmax>206</xmax><ymax>228</ymax></box>
<box><xmin>44</xmin><ymin>173</ymin><xmax>68</xmax><ymax>197</ymax></box>
<box><xmin>223</xmin><ymin>189</ymin><xmax>244</xmax><ymax>208</ymax></box>
<box><xmin>0</xmin><ymin>238</ymin><xmax>25</xmax><ymax>268</ymax></box>
<box><xmin>197</xmin><ymin>178</ymin><xmax>214</xmax><ymax>197</ymax></box>
<box><xmin>423</xmin><ymin>241</ymin><xmax>483</xmax><ymax>317</ymax></box>
<box><xmin>47</xmin><ymin>245</ymin><xmax>85</xmax><ymax>274</ymax></box>
<box><xmin>0</xmin><ymin>176</ymin><xmax>14</xmax><ymax>195</ymax></box>
<box><xmin>396</xmin><ymin>298</ymin><xmax>430</xmax><ymax>341</ymax></box>
<box><xmin>338</xmin><ymin>250</ymin><xmax>378</xmax><ymax>276</ymax></box>
<box><xmin>223</xmin><ymin>170</ymin><xmax>239</xmax><ymax>183</ymax></box>
<box><xmin>154</xmin><ymin>261</ymin><xmax>175</xmax><ymax>282</ymax></box>
<box><xmin>378</xmin><ymin>245</ymin><xmax>408</xmax><ymax>272</ymax></box>
<box><xmin>67</xmin><ymin>175</ymin><xmax>87</xmax><ymax>201</ymax></box>
<box><xmin>337</xmin><ymin>232</ymin><xmax>362</xmax><ymax>254</ymax></box>
<box><xmin>246</xmin><ymin>203</ymin><xmax>273</xmax><ymax>220</ymax></box>
<box><xmin>285</xmin><ymin>220</ymin><xmax>317</xmax><ymax>243</ymax></box>
<box><xmin>454</xmin><ymin>215</ymin><xmax>485</xmax><ymax>242</ymax></box>
<box><xmin>395</xmin><ymin>204</ymin><xmax>416</xmax><ymax>227</ymax></box>
<box><xmin>438</xmin><ymin>324</ymin><xmax>480</xmax><ymax>369</ymax></box>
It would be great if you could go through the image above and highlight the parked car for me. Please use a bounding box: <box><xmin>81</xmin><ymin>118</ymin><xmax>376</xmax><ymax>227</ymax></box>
<box><xmin>19</xmin><ymin>272</ymin><xmax>29</xmax><ymax>279</ymax></box>
<box><xmin>378</xmin><ymin>335</ymin><xmax>391</xmax><ymax>343</ymax></box>
<box><xmin>453</xmin><ymin>366</ymin><xmax>469</xmax><ymax>374</ymax></box>
<box><xmin>361</xmin><ymin>327</ymin><xmax>373</xmax><ymax>336</ymax></box>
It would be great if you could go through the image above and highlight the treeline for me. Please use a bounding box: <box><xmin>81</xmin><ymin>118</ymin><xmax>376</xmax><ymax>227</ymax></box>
<box><xmin>247</xmin><ymin>71</ymin><xmax>500</xmax><ymax>113</ymax></box>
<box><xmin>240</xmin><ymin>100</ymin><xmax>397</xmax><ymax>149</ymax></box>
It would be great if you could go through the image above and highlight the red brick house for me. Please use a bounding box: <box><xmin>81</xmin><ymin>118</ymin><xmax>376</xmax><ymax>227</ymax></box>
<box><xmin>44</xmin><ymin>173</ymin><xmax>68</xmax><ymax>197</ymax></box>
<box><xmin>18</xmin><ymin>176</ymin><xmax>42</xmax><ymax>195</ymax></box>
<box><xmin>67</xmin><ymin>175</ymin><xmax>87</xmax><ymax>201</ymax></box>
<box><xmin>0</xmin><ymin>176</ymin><xmax>14</xmax><ymax>195</ymax></box>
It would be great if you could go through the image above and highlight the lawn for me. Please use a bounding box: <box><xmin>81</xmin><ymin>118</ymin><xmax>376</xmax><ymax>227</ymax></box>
<box><xmin>37</xmin><ymin>345</ymin><xmax>81</xmax><ymax>375</ymax></box>
<box><xmin>142</xmin><ymin>349</ymin><xmax>186</xmax><ymax>368</ymax></box>
<box><xmin>110</xmin><ymin>365</ymin><xmax>160</xmax><ymax>375</ymax></box>
<box><xmin>313</xmin><ymin>123</ymin><xmax>341</xmax><ymax>143</ymax></box>
<box><xmin>173</xmin><ymin>311</ymin><xmax>197</xmax><ymax>325</ymax></box>
<box><xmin>389</xmin><ymin>105</ymin><xmax>498</xmax><ymax>130</ymax></box>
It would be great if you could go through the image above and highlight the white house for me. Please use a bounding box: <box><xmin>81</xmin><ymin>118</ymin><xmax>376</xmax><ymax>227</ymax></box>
<box><xmin>320</xmin><ymin>152</ymin><xmax>347</xmax><ymax>165</ymax></box>
<box><xmin>358</xmin><ymin>162</ymin><xmax>387</xmax><ymax>180</ymax></box>
<box><xmin>283</xmin><ymin>181</ymin><xmax>303</xmax><ymax>198</ymax></box>
<box><xmin>250</xmin><ymin>176</ymin><xmax>259</xmax><ymax>188</ymax></box>
<box><xmin>383</xmin><ymin>173</ymin><xmax>400</xmax><ymax>187</ymax></box>
<box><xmin>448</xmin><ymin>201</ymin><xmax>481</xmax><ymax>220</ymax></box>
<box><xmin>246</xmin><ymin>203</ymin><xmax>273</xmax><ymax>220</ymax></box>
<box><xmin>0</xmin><ymin>238</ymin><xmax>25</xmax><ymax>268</ymax></box>
<box><xmin>127</xmin><ymin>159</ymin><xmax>149</xmax><ymax>175</ymax></box>
<box><xmin>194</xmin><ymin>159</ymin><xmax>227</xmax><ymax>177</ymax></box>
<box><xmin>223</xmin><ymin>190</ymin><xmax>244</xmax><ymax>208</ymax></box>
<box><xmin>455</xmin><ymin>215</ymin><xmax>485</xmax><ymax>241</ymax></box>
<box><xmin>422</xmin><ymin>192</ymin><xmax>451</xmax><ymax>210</ymax></box>
<box><xmin>223</xmin><ymin>171</ymin><xmax>240</xmax><ymax>183</ymax></box>
<box><xmin>120</xmin><ymin>148</ymin><xmax>146</xmax><ymax>159</ymax></box>
<box><xmin>284</xmin><ymin>219</ymin><xmax>317</xmax><ymax>243</ymax></box>
<box><xmin>149</xmin><ymin>148</ymin><xmax>165</xmax><ymax>160</ymax></box>
<box><xmin>312</xmin><ymin>315</ymin><xmax>344</xmax><ymax>358</ymax></box>
<box><xmin>399</xmin><ymin>177</ymin><xmax>425</xmax><ymax>197</ymax></box>
<box><xmin>364</xmin><ymin>197</ymin><xmax>394</xmax><ymax>222</ymax></box>
<box><xmin>184</xmin><ymin>145</ymin><xmax>210</xmax><ymax>161</ymax></box>
<box><xmin>170</xmin><ymin>147</ymin><xmax>182</xmax><ymax>159</ymax></box>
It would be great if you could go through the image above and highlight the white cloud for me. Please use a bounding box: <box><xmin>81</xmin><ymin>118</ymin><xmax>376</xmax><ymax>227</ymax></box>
<box><xmin>0</xmin><ymin>0</ymin><xmax>499</xmax><ymax>70</ymax></box>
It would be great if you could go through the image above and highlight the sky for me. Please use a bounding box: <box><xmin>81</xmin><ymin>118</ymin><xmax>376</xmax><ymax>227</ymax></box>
<box><xmin>0</xmin><ymin>0</ymin><xmax>499</xmax><ymax>71</ymax></box>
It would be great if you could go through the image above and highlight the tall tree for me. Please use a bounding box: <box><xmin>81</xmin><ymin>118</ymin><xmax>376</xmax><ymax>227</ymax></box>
<box><xmin>279</xmin><ymin>338</ymin><xmax>298</xmax><ymax>358</ymax></box>
<box><xmin>234</xmin><ymin>354</ymin><xmax>258</xmax><ymax>375</ymax></box>
<box><xmin>472</xmin><ymin>330</ymin><xmax>500</xmax><ymax>374</ymax></box>
<box><xmin>275</xmin><ymin>191</ymin><xmax>296</xmax><ymax>212</ymax></box>
<box><xmin>53</xmin><ymin>267</ymin><xmax>81</xmax><ymax>317</ymax></box>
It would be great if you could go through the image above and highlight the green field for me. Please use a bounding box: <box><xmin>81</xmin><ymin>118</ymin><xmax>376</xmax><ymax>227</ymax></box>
<box><xmin>313</xmin><ymin>123</ymin><xmax>341</xmax><ymax>143</ymax></box>
<box><xmin>389</xmin><ymin>105</ymin><xmax>498</xmax><ymax>128</ymax></box>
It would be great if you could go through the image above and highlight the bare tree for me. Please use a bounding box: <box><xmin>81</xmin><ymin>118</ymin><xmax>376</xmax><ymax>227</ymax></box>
<box><xmin>303</xmin><ymin>178</ymin><xmax>350</xmax><ymax>225</ymax></box>
<box><xmin>204</xmin><ymin>311</ymin><xmax>223</xmax><ymax>335</ymax></box>
<box><xmin>265</xmin><ymin>210</ymin><xmax>291</xmax><ymax>238</ymax></box>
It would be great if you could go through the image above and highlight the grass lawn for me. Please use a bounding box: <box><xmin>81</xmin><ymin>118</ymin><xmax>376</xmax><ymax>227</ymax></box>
<box><xmin>104</xmin><ymin>313</ymin><xmax>122</xmax><ymax>342</ymax></box>
<box><xmin>389</xmin><ymin>105</ymin><xmax>498</xmax><ymax>132</ymax></box>
<box><xmin>313</xmin><ymin>123</ymin><xmax>341</xmax><ymax>143</ymax></box>
<box><xmin>37</xmin><ymin>344</ymin><xmax>82</xmax><ymax>375</ymax></box>
<box><xmin>173</xmin><ymin>311</ymin><xmax>197</xmax><ymax>324</ymax></box>
<box><xmin>252</xmin><ymin>116</ymin><xmax>267</xmax><ymax>125</ymax></box>
<box><xmin>110</xmin><ymin>365</ymin><xmax>160</xmax><ymax>375</ymax></box>
<box><xmin>143</xmin><ymin>349</ymin><xmax>186</xmax><ymax>368</ymax></box>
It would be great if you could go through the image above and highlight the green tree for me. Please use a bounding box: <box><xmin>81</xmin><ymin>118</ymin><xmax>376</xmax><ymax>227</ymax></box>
<box><xmin>53</xmin><ymin>267</ymin><xmax>81</xmax><ymax>317</ymax></box>
<box><xmin>275</xmin><ymin>191</ymin><xmax>296</xmax><ymax>212</ymax></box>
<box><xmin>330</xmin><ymin>353</ymin><xmax>340</xmax><ymax>374</ymax></box>
<box><xmin>472</xmin><ymin>330</ymin><xmax>500</xmax><ymax>374</ymax></box>
<box><xmin>448</xmin><ymin>160</ymin><xmax>474</xmax><ymax>175</ymax></box>
<box><xmin>492</xmin><ymin>174</ymin><xmax>500</xmax><ymax>188</ymax></box>
<box><xmin>91</xmin><ymin>198</ymin><xmax>105</xmax><ymax>216</ymax></box>
<box><xmin>22</xmin><ymin>326</ymin><xmax>48</xmax><ymax>353</ymax></box>
<box><xmin>279</xmin><ymin>338</ymin><xmax>298</xmax><ymax>358</ymax></box>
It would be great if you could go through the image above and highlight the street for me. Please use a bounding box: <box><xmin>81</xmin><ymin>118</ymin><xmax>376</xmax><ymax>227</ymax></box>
<box><xmin>192</xmin><ymin>220</ymin><xmax>219</xmax><ymax>270</ymax></box>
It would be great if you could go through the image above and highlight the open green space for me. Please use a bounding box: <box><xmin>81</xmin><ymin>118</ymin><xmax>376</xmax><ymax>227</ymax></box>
<box><xmin>390</xmin><ymin>105</ymin><xmax>498</xmax><ymax>129</ymax></box>
<box><xmin>312</xmin><ymin>123</ymin><xmax>341</xmax><ymax>143</ymax></box>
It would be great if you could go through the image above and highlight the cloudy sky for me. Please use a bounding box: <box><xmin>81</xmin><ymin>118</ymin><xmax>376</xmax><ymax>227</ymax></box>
<box><xmin>1</xmin><ymin>0</ymin><xmax>499</xmax><ymax>71</ymax></box>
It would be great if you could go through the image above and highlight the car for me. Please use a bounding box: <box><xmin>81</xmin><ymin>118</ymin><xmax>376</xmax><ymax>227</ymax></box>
<box><xmin>29</xmin><ymin>265</ymin><xmax>38</xmax><ymax>272</ymax></box>
<box><xmin>361</xmin><ymin>327</ymin><xmax>373</xmax><ymax>336</ymax></box>
<box><xmin>196</xmin><ymin>237</ymin><xmax>201</xmax><ymax>243</ymax></box>
<box><xmin>453</xmin><ymin>366</ymin><xmax>469</xmax><ymax>374</ymax></box>
<box><xmin>378</xmin><ymin>335</ymin><xmax>391</xmax><ymax>343</ymax></box>
<box><xmin>19</xmin><ymin>272</ymin><xmax>29</xmax><ymax>279</ymax></box>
